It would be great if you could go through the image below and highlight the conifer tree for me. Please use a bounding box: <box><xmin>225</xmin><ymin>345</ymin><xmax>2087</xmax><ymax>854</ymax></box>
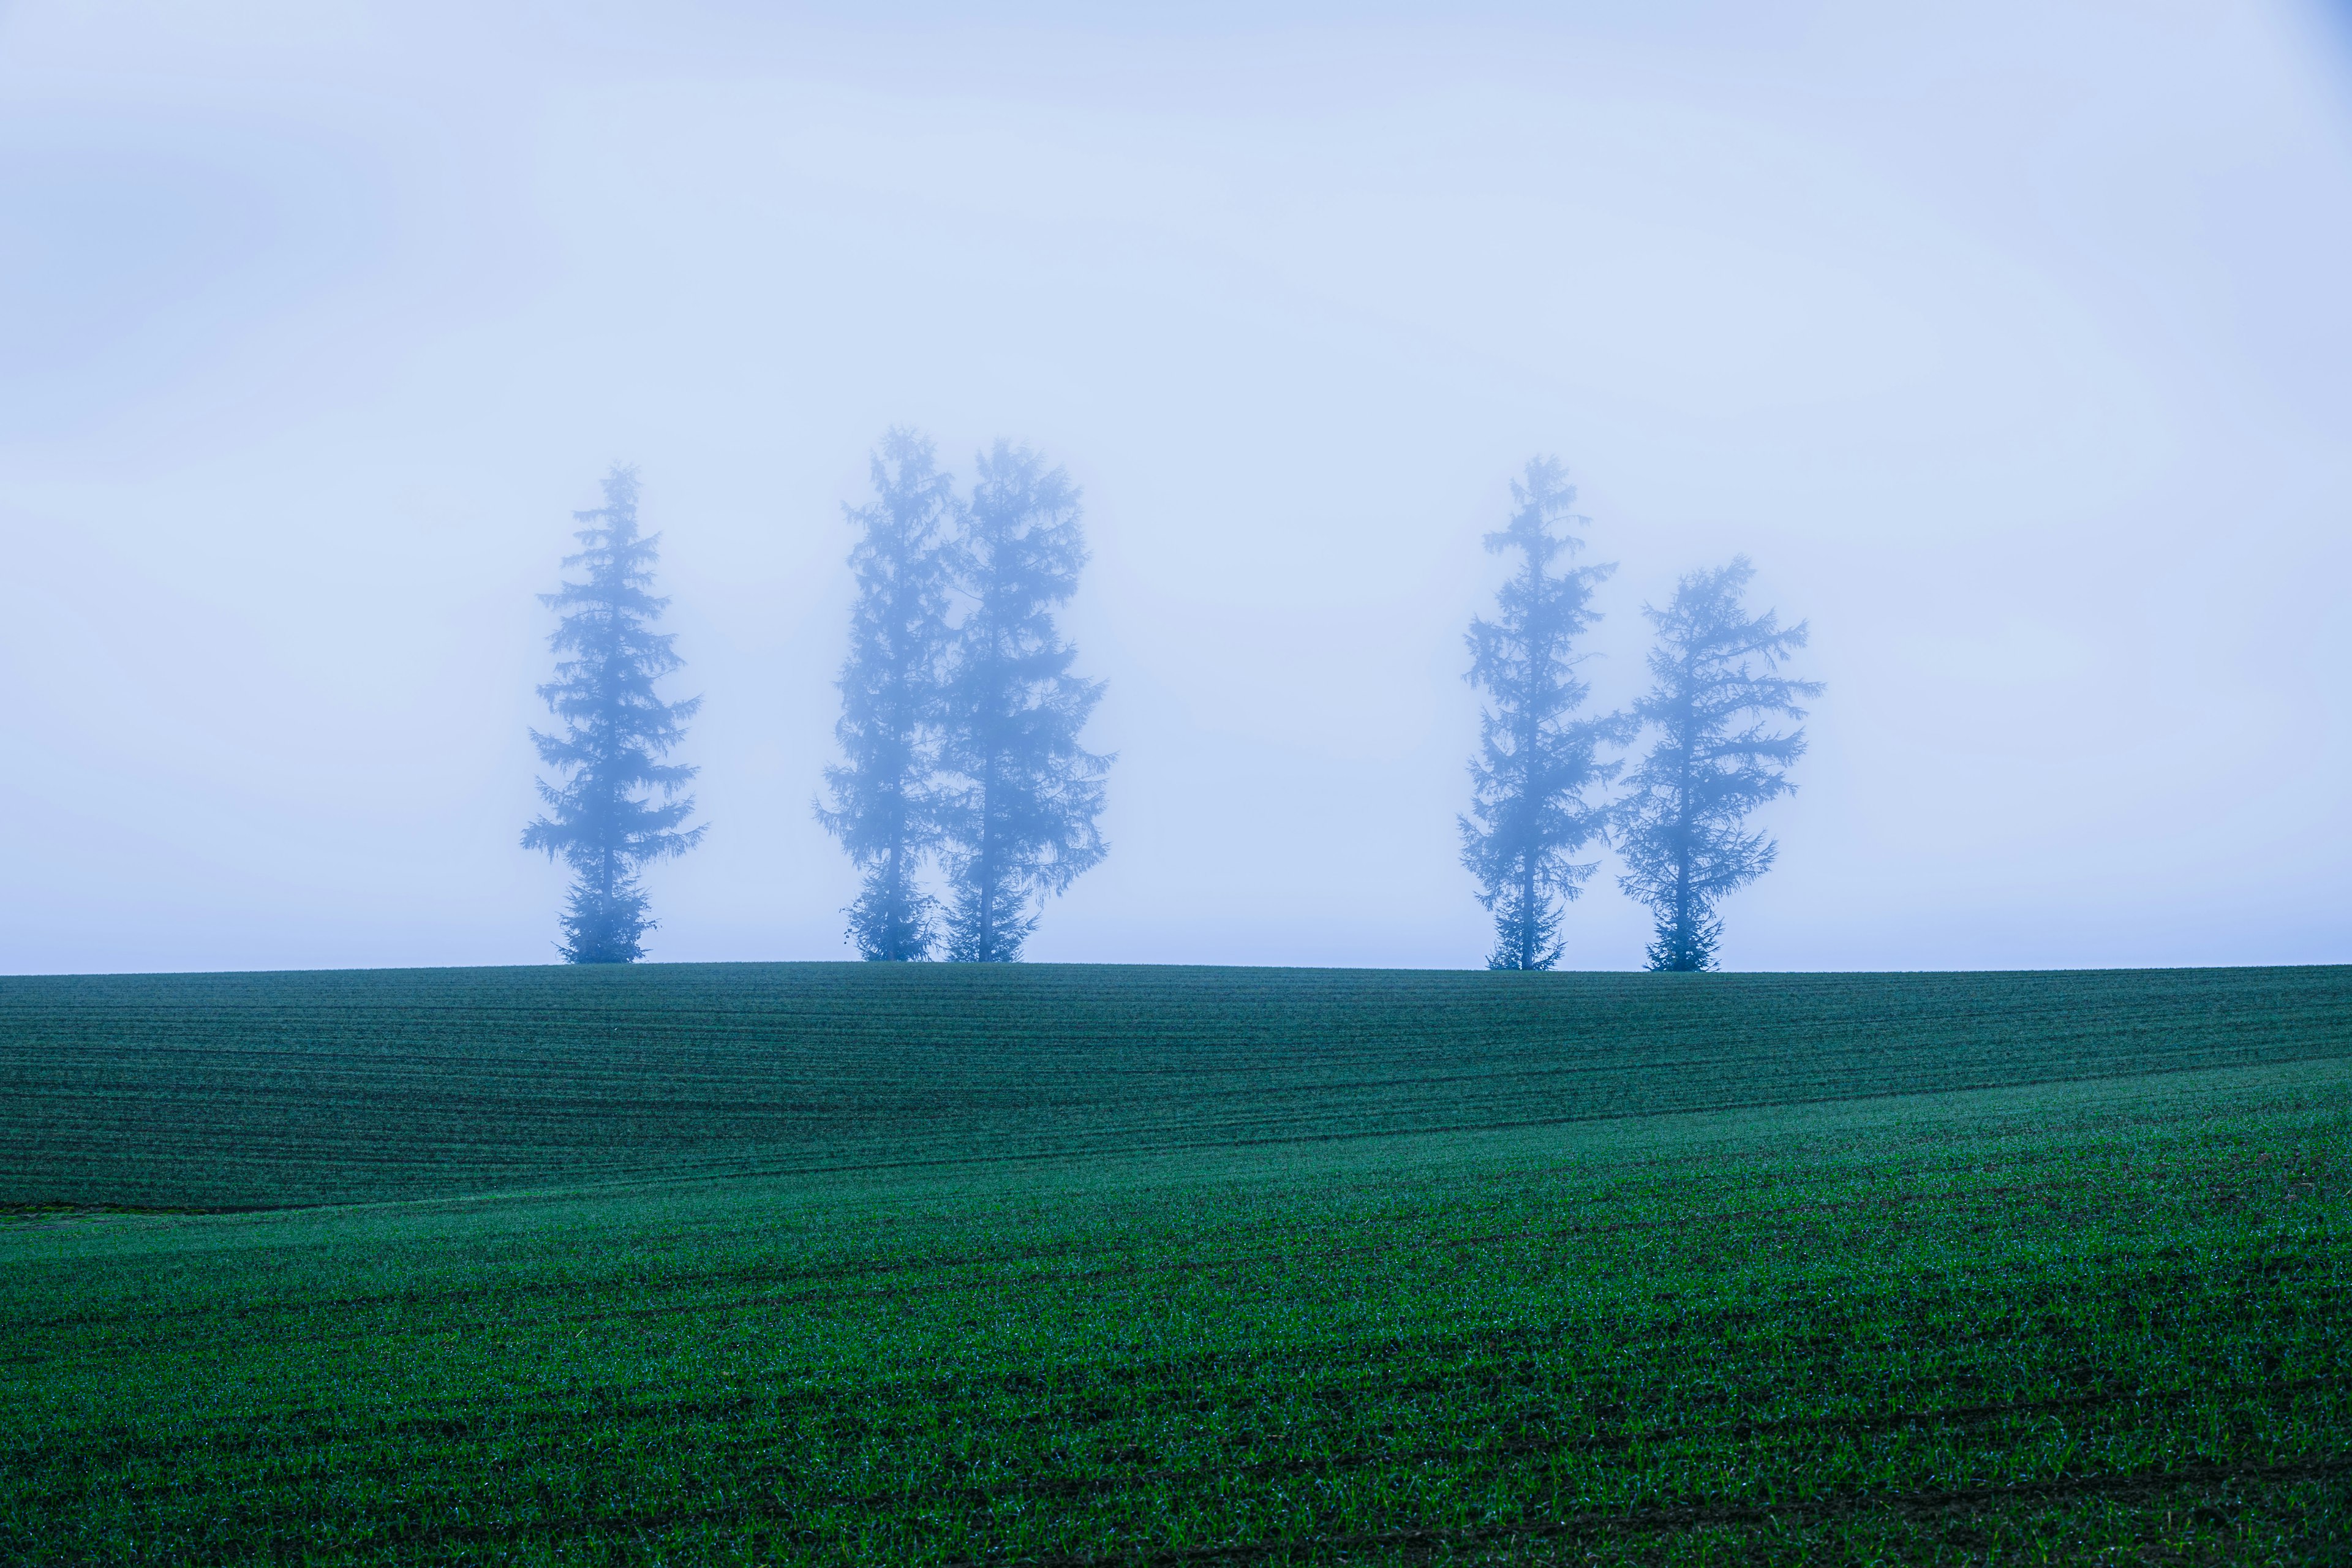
<box><xmin>817</xmin><ymin>429</ymin><xmax>956</xmax><ymax>960</ymax></box>
<box><xmin>1616</xmin><ymin>557</ymin><xmax>1819</xmax><ymax>971</ymax></box>
<box><xmin>1458</xmin><ymin>456</ymin><xmax>1628</xmax><ymax>970</ymax></box>
<box><xmin>937</xmin><ymin>440</ymin><xmax>1111</xmax><ymax>962</ymax></box>
<box><xmin>522</xmin><ymin>466</ymin><xmax>705</xmax><ymax>963</ymax></box>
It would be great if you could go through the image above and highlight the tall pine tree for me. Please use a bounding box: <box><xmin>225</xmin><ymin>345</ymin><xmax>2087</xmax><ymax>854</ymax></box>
<box><xmin>1615</xmin><ymin>557</ymin><xmax>1819</xmax><ymax>972</ymax></box>
<box><xmin>937</xmin><ymin>440</ymin><xmax>1110</xmax><ymax>962</ymax></box>
<box><xmin>522</xmin><ymin>465</ymin><xmax>705</xmax><ymax>963</ymax></box>
<box><xmin>817</xmin><ymin>428</ymin><xmax>956</xmax><ymax>960</ymax></box>
<box><xmin>1459</xmin><ymin>456</ymin><xmax>1628</xmax><ymax>970</ymax></box>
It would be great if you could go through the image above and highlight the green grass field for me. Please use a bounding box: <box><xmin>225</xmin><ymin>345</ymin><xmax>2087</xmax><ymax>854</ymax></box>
<box><xmin>2</xmin><ymin>963</ymin><xmax>2347</xmax><ymax>1563</ymax></box>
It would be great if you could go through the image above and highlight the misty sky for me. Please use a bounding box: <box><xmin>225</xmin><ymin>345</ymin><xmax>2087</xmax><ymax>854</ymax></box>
<box><xmin>4</xmin><ymin>2</ymin><xmax>2350</xmax><ymax>975</ymax></box>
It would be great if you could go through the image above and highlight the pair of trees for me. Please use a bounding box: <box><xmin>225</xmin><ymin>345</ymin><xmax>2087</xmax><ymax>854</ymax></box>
<box><xmin>816</xmin><ymin>429</ymin><xmax>1111</xmax><ymax>962</ymax></box>
<box><xmin>1461</xmin><ymin>458</ymin><xmax>1819</xmax><ymax>973</ymax></box>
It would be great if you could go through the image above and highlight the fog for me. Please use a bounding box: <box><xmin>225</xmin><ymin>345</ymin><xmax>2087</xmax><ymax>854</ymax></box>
<box><xmin>5</xmin><ymin>1</ymin><xmax>2349</xmax><ymax>974</ymax></box>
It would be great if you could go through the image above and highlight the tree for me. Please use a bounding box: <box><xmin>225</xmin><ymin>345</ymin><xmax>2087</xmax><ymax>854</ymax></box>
<box><xmin>522</xmin><ymin>465</ymin><xmax>706</xmax><ymax>963</ymax></box>
<box><xmin>937</xmin><ymin>440</ymin><xmax>1111</xmax><ymax>962</ymax></box>
<box><xmin>1616</xmin><ymin>557</ymin><xmax>1819</xmax><ymax>972</ymax></box>
<box><xmin>1458</xmin><ymin>456</ymin><xmax>1629</xmax><ymax>970</ymax></box>
<box><xmin>817</xmin><ymin>429</ymin><xmax>956</xmax><ymax>960</ymax></box>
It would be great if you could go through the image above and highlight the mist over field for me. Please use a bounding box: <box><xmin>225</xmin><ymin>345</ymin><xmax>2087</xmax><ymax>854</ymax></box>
<box><xmin>3</xmin><ymin>1</ymin><xmax>2349</xmax><ymax>974</ymax></box>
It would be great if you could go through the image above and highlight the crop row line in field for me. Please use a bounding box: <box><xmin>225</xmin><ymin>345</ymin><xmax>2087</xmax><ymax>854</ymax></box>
<box><xmin>24</xmin><ymin>1313</ymin><xmax>2332</xmax><ymax>1482</ymax></box>
<box><xmin>401</xmin><ymin>1197</ymin><xmax>2287</xmax><ymax>1333</ymax></box>
<box><xmin>4</xmin><ymin>1243</ymin><xmax>2269</xmax><ymax>1398</ymax></box>
<box><xmin>34</xmin><ymin>1083</ymin><xmax>2282</xmax><ymax>1215</ymax></box>
<box><xmin>20</xmin><ymin>1178</ymin><xmax>2078</xmax><ymax>1334</ymax></box>
<box><xmin>1066</xmin><ymin>1374</ymin><xmax>2351</xmax><ymax>1492</ymax></box>
<box><xmin>956</xmin><ymin>1456</ymin><xmax>2352</xmax><ymax>1567</ymax></box>
<box><xmin>44</xmin><ymin>1452</ymin><xmax>2340</xmax><ymax>1563</ymax></box>
<box><xmin>712</xmin><ymin>1373</ymin><xmax>2346</xmax><ymax>1518</ymax></box>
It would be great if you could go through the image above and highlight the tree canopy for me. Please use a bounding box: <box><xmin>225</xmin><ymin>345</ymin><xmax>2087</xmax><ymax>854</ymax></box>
<box><xmin>1460</xmin><ymin>457</ymin><xmax>1629</xmax><ymax>970</ymax></box>
<box><xmin>816</xmin><ymin>429</ymin><xmax>956</xmax><ymax>960</ymax></box>
<box><xmin>521</xmin><ymin>465</ymin><xmax>705</xmax><ymax>963</ymax></box>
<box><xmin>936</xmin><ymin>441</ymin><xmax>1112</xmax><ymax>962</ymax></box>
<box><xmin>1616</xmin><ymin>557</ymin><xmax>1818</xmax><ymax>971</ymax></box>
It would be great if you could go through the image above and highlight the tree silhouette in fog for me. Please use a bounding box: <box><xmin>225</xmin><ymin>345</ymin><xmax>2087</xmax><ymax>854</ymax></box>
<box><xmin>936</xmin><ymin>441</ymin><xmax>1111</xmax><ymax>962</ymax></box>
<box><xmin>1616</xmin><ymin>558</ymin><xmax>1818</xmax><ymax>971</ymax></box>
<box><xmin>818</xmin><ymin>429</ymin><xmax>956</xmax><ymax>960</ymax></box>
<box><xmin>522</xmin><ymin>466</ymin><xmax>705</xmax><ymax>963</ymax></box>
<box><xmin>1460</xmin><ymin>457</ymin><xmax>1629</xmax><ymax>970</ymax></box>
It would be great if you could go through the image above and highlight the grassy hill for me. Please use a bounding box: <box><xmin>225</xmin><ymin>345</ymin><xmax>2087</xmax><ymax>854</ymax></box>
<box><xmin>2</xmin><ymin>963</ymin><xmax>2346</xmax><ymax>1562</ymax></box>
<box><xmin>5</xmin><ymin>961</ymin><xmax>2349</xmax><ymax>1209</ymax></box>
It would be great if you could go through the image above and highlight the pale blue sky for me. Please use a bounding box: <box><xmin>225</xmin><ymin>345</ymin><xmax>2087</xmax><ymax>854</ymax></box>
<box><xmin>3</xmin><ymin>1</ymin><xmax>2348</xmax><ymax>973</ymax></box>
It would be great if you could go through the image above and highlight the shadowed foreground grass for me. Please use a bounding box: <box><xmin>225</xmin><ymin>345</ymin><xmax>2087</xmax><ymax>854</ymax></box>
<box><xmin>4</xmin><ymin>1057</ymin><xmax>2346</xmax><ymax>1564</ymax></box>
